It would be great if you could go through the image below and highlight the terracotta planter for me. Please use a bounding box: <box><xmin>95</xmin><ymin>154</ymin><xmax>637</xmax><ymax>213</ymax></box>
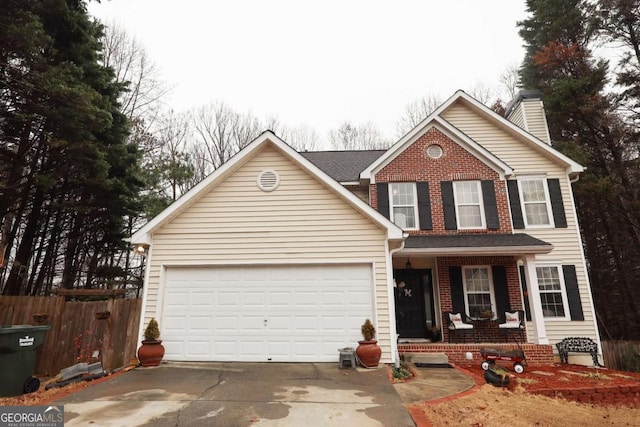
<box><xmin>137</xmin><ymin>340</ymin><xmax>165</xmax><ymax>367</ymax></box>
<box><xmin>356</xmin><ymin>340</ymin><xmax>382</xmax><ymax>368</ymax></box>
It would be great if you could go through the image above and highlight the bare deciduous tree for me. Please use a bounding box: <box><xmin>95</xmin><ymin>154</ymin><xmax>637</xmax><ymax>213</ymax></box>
<box><xmin>499</xmin><ymin>63</ymin><xmax>521</xmax><ymax>101</ymax></box>
<box><xmin>101</xmin><ymin>22</ymin><xmax>168</xmax><ymax>122</ymax></box>
<box><xmin>328</xmin><ymin>121</ymin><xmax>390</xmax><ymax>150</ymax></box>
<box><xmin>466</xmin><ymin>81</ymin><xmax>496</xmax><ymax>105</ymax></box>
<box><xmin>281</xmin><ymin>125</ymin><xmax>322</xmax><ymax>152</ymax></box>
<box><xmin>395</xmin><ymin>94</ymin><xmax>443</xmax><ymax>137</ymax></box>
<box><xmin>191</xmin><ymin>102</ymin><xmax>277</xmax><ymax>175</ymax></box>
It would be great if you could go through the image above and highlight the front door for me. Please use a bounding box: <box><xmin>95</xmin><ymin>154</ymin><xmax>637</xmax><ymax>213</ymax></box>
<box><xmin>394</xmin><ymin>269</ymin><xmax>434</xmax><ymax>338</ymax></box>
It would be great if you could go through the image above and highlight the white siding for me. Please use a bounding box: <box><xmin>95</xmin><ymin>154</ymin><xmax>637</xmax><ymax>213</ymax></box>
<box><xmin>143</xmin><ymin>145</ymin><xmax>393</xmax><ymax>361</ymax></box>
<box><xmin>443</xmin><ymin>101</ymin><xmax>599</xmax><ymax>349</ymax></box>
<box><xmin>506</xmin><ymin>102</ymin><xmax>524</xmax><ymax>129</ymax></box>
<box><xmin>506</xmin><ymin>99</ymin><xmax>551</xmax><ymax>144</ymax></box>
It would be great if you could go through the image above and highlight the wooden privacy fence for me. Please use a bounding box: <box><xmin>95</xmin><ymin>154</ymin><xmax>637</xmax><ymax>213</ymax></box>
<box><xmin>601</xmin><ymin>340</ymin><xmax>640</xmax><ymax>372</ymax></box>
<box><xmin>0</xmin><ymin>296</ymin><xmax>141</xmax><ymax>376</ymax></box>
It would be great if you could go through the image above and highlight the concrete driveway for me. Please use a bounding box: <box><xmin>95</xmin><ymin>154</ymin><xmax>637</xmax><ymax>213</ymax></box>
<box><xmin>54</xmin><ymin>362</ymin><xmax>415</xmax><ymax>426</ymax></box>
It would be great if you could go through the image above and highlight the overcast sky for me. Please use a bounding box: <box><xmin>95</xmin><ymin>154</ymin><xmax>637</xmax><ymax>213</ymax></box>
<box><xmin>88</xmin><ymin>1</ymin><xmax>529</xmax><ymax>141</ymax></box>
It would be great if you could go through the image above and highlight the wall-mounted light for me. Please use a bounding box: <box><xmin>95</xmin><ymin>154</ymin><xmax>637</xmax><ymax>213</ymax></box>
<box><xmin>406</xmin><ymin>258</ymin><xmax>412</xmax><ymax>269</ymax></box>
<box><xmin>134</xmin><ymin>244</ymin><xmax>149</xmax><ymax>257</ymax></box>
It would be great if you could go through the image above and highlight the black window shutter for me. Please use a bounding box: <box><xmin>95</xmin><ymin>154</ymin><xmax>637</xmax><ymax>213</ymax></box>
<box><xmin>563</xmin><ymin>265</ymin><xmax>584</xmax><ymax>320</ymax></box>
<box><xmin>377</xmin><ymin>183</ymin><xmax>389</xmax><ymax>219</ymax></box>
<box><xmin>417</xmin><ymin>182</ymin><xmax>432</xmax><ymax>230</ymax></box>
<box><xmin>547</xmin><ymin>179</ymin><xmax>567</xmax><ymax>228</ymax></box>
<box><xmin>492</xmin><ymin>266</ymin><xmax>511</xmax><ymax>323</ymax></box>
<box><xmin>519</xmin><ymin>266</ymin><xmax>532</xmax><ymax>321</ymax></box>
<box><xmin>481</xmin><ymin>180</ymin><xmax>500</xmax><ymax>230</ymax></box>
<box><xmin>441</xmin><ymin>181</ymin><xmax>457</xmax><ymax>230</ymax></box>
<box><xmin>449</xmin><ymin>266</ymin><xmax>465</xmax><ymax>314</ymax></box>
<box><xmin>507</xmin><ymin>180</ymin><xmax>525</xmax><ymax>229</ymax></box>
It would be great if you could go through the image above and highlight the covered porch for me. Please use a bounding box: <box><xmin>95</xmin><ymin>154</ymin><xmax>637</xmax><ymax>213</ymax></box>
<box><xmin>392</xmin><ymin>233</ymin><xmax>555</xmax><ymax>363</ymax></box>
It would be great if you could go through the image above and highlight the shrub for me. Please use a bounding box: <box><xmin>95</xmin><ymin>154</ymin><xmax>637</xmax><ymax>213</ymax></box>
<box><xmin>361</xmin><ymin>319</ymin><xmax>376</xmax><ymax>341</ymax></box>
<box><xmin>144</xmin><ymin>318</ymin><xmax>160</xmax><ymax>341</ymax></box>
<box><xmin>392</xmin><ymin>364</ymin><xmax>413</xmax><ymax>381</ymax></box>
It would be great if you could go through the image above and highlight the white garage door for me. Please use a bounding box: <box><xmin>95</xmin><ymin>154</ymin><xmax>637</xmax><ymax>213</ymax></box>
<box><xmin>161</xmin><ymin>264</ymin><xmax>374</xmax><ymax>362</ymax></box>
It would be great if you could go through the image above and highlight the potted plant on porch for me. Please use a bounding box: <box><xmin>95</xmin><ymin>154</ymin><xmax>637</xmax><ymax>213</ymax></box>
<box><xmin>137</xmin><ymin>318</ymin><xmax>165</xmax><ymax>367</ymax></box>
<box><xmin>356</xmin><ymin>319</ymin><xmax>382</xmax><ymax>368</ymax></box>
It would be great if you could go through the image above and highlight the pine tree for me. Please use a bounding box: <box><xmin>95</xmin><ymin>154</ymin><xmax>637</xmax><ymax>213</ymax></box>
<box><xmin>518</xmin><ymin>0</ymin><xmax>640</xmax><ymax>339</ymax></box>
<box><xmin>0</xmin><ymin>1</ymin><xmax>143</xmax><ymax>294</ymax></box>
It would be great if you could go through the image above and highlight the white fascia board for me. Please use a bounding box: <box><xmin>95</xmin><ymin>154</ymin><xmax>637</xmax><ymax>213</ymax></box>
<box><xmin>131</xmin><ymin>130</ymin><xmax>405</xmax><ymax>243</ymax></box>
<box><xmin>399</xmin><ymin>244</ymin><xmax>553</xmax><ymax>256</ymax></box>
<box><xmin>360</xmin><ymin>118</ymin><xmax>512</xmax><ymax>184</ymax></box>
<box><xmin>448</xmin><ymin>91</ymin><xmax>584</xmax><ymax>175</ymax></box>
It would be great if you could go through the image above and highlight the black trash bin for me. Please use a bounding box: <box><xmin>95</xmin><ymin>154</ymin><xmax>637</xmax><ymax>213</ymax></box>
<box><xmin>0</xmin><ymin>325</ymin><xmax>51</xmax><ymax>397</ymax></box>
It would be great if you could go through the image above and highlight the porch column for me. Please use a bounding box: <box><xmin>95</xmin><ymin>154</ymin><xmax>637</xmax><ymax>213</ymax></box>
<box><xmin>522</xmin><ymin>255</ymin><xmax>548</xmax><ymax>345</ymax></box>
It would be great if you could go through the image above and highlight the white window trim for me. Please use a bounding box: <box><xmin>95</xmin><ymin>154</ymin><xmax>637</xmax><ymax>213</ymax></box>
<box><xmin>517</xmin><ymin>176</ymin><xmax>555</xmax><ymax>229</ymax></box>
<box><xmin>462</xmin><ymin>265</ymin><xmax>496</xmax><ymax>319</ymax></box>
<box><xmin>453</xmin><ymin>181</ymin><xmax>486</xmax><ymax>230</ymax></box>
<box><xmin>389</xmin><ymin>183</ymin><xmax>419</xmax><ymax>230</ymax></box>
<box><xmin>535</xmin><ymin>263</ymin><xmax>571</xmax><ymax>321</ymax></box>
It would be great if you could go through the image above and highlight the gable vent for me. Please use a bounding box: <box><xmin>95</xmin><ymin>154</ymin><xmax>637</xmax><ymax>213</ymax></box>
<box><xmin>257</xmin><ymin>170</ymin><xmax>280</xmax><ymax>192</ymax></box>
<box><xmin>426</xmin><ymin>144</ymin><xmax>443</xmax><ymax>159</ymax></box>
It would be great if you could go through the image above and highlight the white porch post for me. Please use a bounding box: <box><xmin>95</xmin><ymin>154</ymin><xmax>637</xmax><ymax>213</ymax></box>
<box><xmin>522</xmin><ymin>255</ymin><xmax>548</xmax><ymax>345</ymax></box>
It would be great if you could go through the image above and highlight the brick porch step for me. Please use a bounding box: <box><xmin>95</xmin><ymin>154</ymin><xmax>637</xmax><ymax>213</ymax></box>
<box><xmin>404</xmin><ymin>352</ymin><xmax>450</xmax><ymax>366</ymax></box>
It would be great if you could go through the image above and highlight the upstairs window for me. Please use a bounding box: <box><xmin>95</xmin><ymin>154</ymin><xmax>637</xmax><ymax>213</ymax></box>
<box><xmin>389</xmin><ymin>183</ymin><xmax>418</xmax><ymax>229</ymax></box>
<box><xmin>453</xmin><ymin>181</ymin><xmax>485</xmax><ymax>229</ymax></box>
<box><xmin>519</xmin><ymin>178</ymin><xmax>553</xmax><ymax>227</ymax></box>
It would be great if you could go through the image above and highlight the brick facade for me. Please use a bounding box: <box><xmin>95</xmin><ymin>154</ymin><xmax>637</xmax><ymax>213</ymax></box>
<box><xmin>370</xmin><ymin>127</ymin><xmax>512</xmax><ymax>235</ymax></box>
<box><xmin>398</xmin><ymin>343</ymin><xmax>554</xmax><ymax>366</ymax></box>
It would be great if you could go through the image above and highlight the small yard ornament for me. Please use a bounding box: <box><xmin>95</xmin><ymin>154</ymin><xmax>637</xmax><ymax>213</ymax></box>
<box><xmin>356</xmin><ymin>319</ymin><xmax>382</xmax><ymax>368</ymax></box>
<box><xmin>137</xmin><ymin>318</ymin><xmax>165</xmax><ymax>367</ymax></box>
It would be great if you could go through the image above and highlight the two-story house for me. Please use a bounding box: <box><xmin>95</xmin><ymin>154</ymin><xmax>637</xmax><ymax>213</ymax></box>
<box><xmin>131</xmin><ymin>90</ymin><xmax>601</xmax><ymax>366</ymax></box>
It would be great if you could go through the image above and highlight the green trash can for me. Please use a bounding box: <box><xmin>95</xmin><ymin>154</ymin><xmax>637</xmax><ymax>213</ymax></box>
<box><xmin>0</xmin><ymin>325</ymin><xmax>51</xmax><ymax>397</ymax></box>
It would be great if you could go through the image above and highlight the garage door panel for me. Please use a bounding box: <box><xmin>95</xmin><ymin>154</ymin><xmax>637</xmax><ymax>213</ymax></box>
<box><xmin>241</xmin><ymin>316</ymin><xmax>264</xmax><ymax>332</ymax></box>
<box><xmin>243</xmin><ymin>291</ymin><xmax>267</xmax><ymax>306</ymax></box>
<box><xmin>218</xmin><ymin>291</ymin><xmax>241</xmax><ymax>306</ymax></box>
<box><xmin>216</xmin><ymin>316</ymin><xmax>239</xmax><ymax>331</ymax></box>
<box><xmin>214</xmin><ymin>341</ymin><xmax>237</xmax><ymax>357</ymax></box>
<box><xmin>241</xmin><ymin>340</ymin><xmax>266</xmax><ymax>357</ymax></box>
<box><xmin>166</xmin><ymin>290</ymin><xmax>188</xmax><ymax>306</ymax></box>
<box><xmin>163</xmin><ymin>315</ymin><xmax>187</xmax><ymax>332</ymax></box>
<box><xmin>162</xmin><ymin>264</ymin><xmax>374</xmax><ymax>362</ymax></box>
<box><xmin>291</xmin><ymin>316</ymin><xmax>317</xmax><ymax>332</ymax></box>
<box><xmin>269</xmin><ymin>291</ymin><xmax>292</xmax><ymax>306</ymax></box>
<box><xmin>295</xmin><ymin>291</ymin><xmax>318</xmax><ymax>306</ymax></box>
<box><xmin>190</xmin><ymin>292</ymin><xmax>214</xmax><ymax>306</ymax></box>
<box><xmin>187</xmin><ymin>341</ymin><xmax>211</xmax><ymax>356</ymax></box>
<box><xmin>267</xmin><ymin>315</ymin><xmax>294</xmax><ymax>331</ymax></box>
<box><xmin>189</xmin><ymin>316</ymin><xmax>212</xmax><ymax>331</ymax></box>
<box><xmin>267</xmin><ymin>341</ymin><xmax>291</xmax><ymax>357</ymax></box>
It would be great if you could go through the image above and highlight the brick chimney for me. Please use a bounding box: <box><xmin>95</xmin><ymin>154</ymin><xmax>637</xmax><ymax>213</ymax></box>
<box><xmin>505</xmin><ymin>90</ymin><xmax>552</xmax><ymax>145</ymax></box>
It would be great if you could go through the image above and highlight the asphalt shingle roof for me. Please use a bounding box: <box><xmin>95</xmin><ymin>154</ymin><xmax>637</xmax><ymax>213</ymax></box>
<box><xmin>405</xmin><ymin>234</ymin><xmax>552</xmax><ymax>249</ymax></box>
<box><xmin>301</xmin><ymin>150</ymin><xmax>385</xmax><ymax>182</ymax></box>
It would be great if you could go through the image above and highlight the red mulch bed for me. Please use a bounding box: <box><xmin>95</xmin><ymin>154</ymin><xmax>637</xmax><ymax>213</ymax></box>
<box><xmin>456</xmin><ymin>362</ymin><xmax>640</xmax><ymax>392</ymax></box>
